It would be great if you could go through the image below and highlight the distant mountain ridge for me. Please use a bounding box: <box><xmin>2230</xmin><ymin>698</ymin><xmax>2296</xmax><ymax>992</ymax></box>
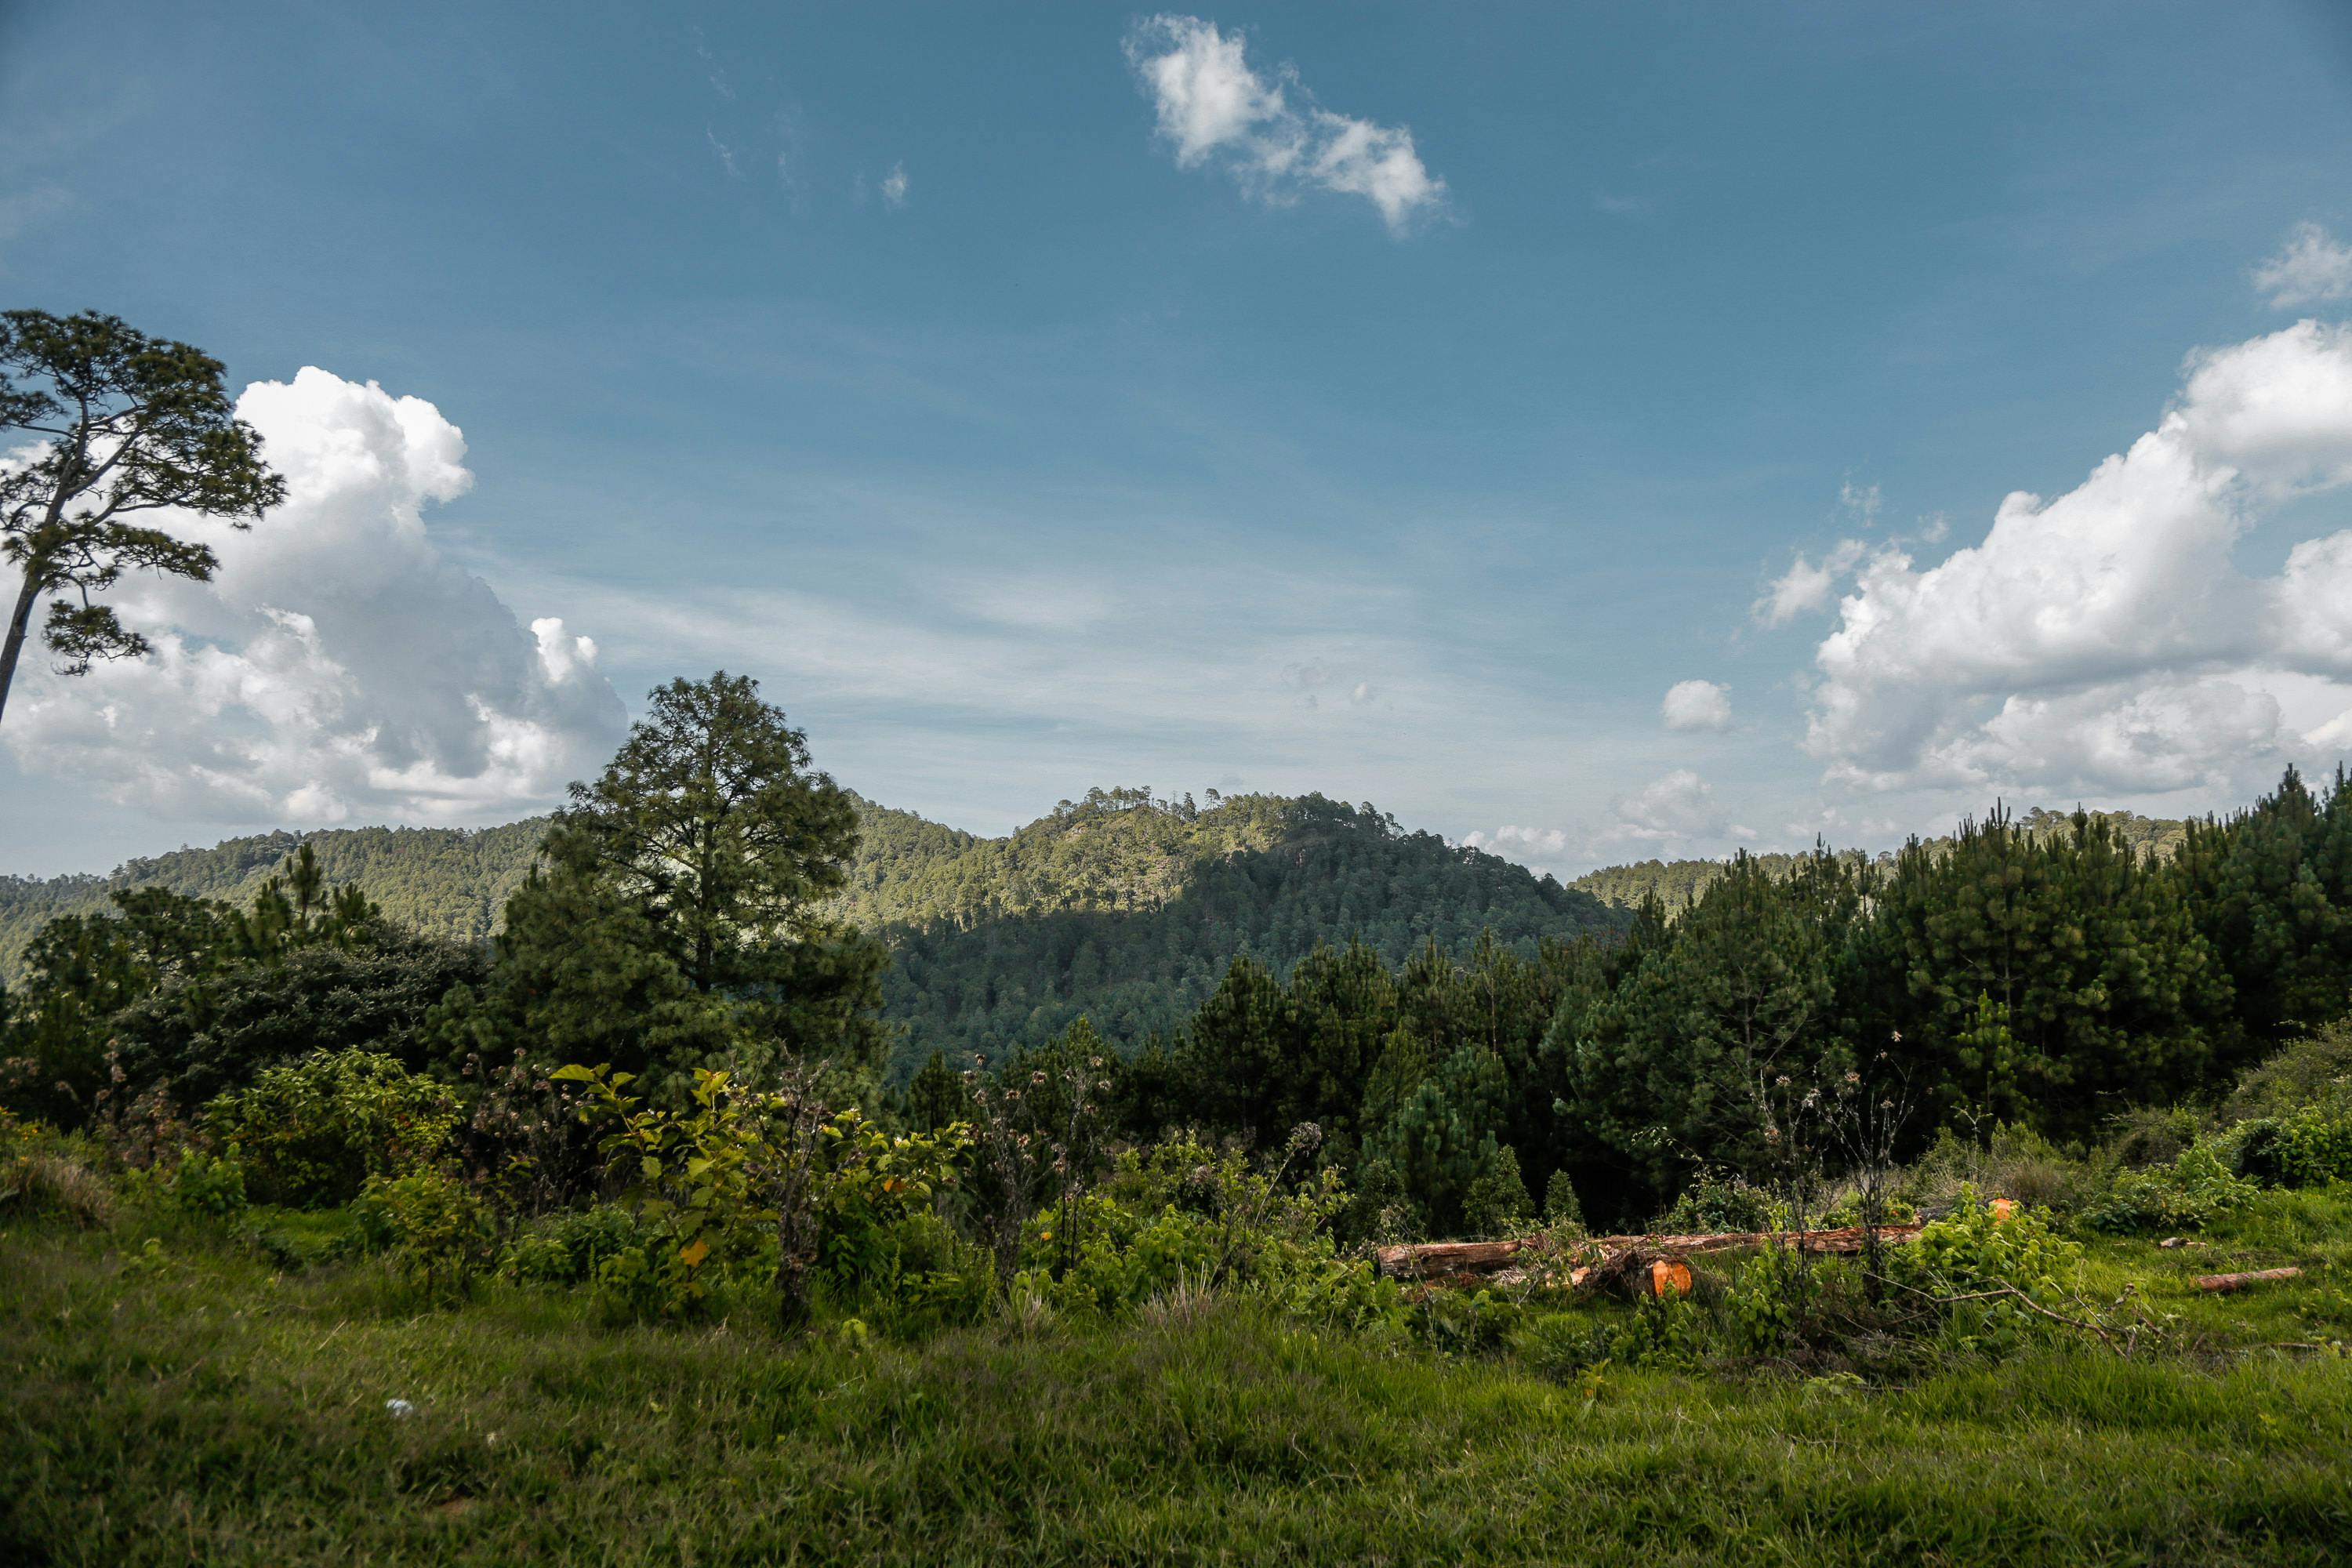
<box><xmin>1</xmin><ymin>786</ymin><xmax>1628</xmax><ymax>1075</ymax></box>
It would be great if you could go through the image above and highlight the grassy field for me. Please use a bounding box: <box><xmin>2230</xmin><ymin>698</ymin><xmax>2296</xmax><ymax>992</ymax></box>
<box><xmin>5</xmin><ymin>1200</ymin><xmax>2352</xmax><ymax>1566</ymax></box>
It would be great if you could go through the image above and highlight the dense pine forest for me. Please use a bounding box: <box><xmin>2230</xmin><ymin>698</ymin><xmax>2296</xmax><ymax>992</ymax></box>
<box><xmin>1564</xmin><ymin>806</ymin><xmax>2196</xmax><ymax>917</ymax></box>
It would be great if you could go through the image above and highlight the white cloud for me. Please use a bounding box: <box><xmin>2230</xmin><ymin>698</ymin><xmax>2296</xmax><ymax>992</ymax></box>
<box><xmin>1123</xmin><ymin>15</ymin><xmax>1446</xmax><ymax>234</ymax></box>
<box><xmin>1463</xmin><ymin>823</ymin><xmax>1570</xmax><ymax>858</ymax></box>
<box><xmin>1610</xmin><ymin>768</ymin><xmax>1726</xmax><ymax>843</ymax></box>
<box><xmin>1802</xmin><ymin>319</ymin><xmax>2352</xmax><ymax>799</ymax></box>
<box><xmin>1838</xmin><ymin>478</ymin><xmax>1882</xmax><ymax>527</ymax></box>
<box><xmin>1755</xmin><ymin>538</ymin><xmax>1867</xmax><ymax>627</ymax></box>
<box><xmin>705</xmin><ymin>127</ymin><xmax>739</xmax><ymax>179</ymax></box>
<box><xmin>2254</xmin><ymin>222</ymin><xmax>2352</xmax><ymax>309</ymax></box>
<box><xmin>2</xmin><ymin>368</ymin><xmax>626</xmax><ymax>825</ymax></box>
<box><xmin>881</xmin><ymin>161</ymin><xmax>909</xmax><ymax>208</ymax></box>
<box><xmin>1661</xmin><ymin>678</ymin><xmax>1732</xmax><ymax>732</ymax></box>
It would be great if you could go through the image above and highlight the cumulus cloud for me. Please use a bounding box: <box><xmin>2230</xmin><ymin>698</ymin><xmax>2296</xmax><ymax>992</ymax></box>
<box><xmin>1610</xmin><ymin>768</ymin><xmax>1726</xmax><ymax>843</ymax></box>
<box><xmin>1661</xmin><ymin>678</ymin><xmax>1732</xmax><ymax>732</ymax></box>
<box><xmin>1801</xmin><ymin>319</ymin><xmax>2352</xmax><ymax>800</ymax></box>
<box><xmin>1756</xmin><ymin>538</ymin><xmax>1867</xmax><ymax>627</ymax></box>
<box><xmin>1463</xmin><ymin>823</ymin><xmax>1570</xmax><ymax>859</ymax></box>
<box><xmin>1124</xmin><ymin>15</ymin><xmax>1446</xmax><ymax>234</ymax></box>
<box><xmin>2</xmin><ymin>368</ymin><xmax>626</xmax><ymax>825</ymax></box>
<box><xmin>881</xmin><ymin>161</ymin><xmax>909</xmax><ymax>208</ymax></box>
<box><xmin>2254</xmin><ymin>222</ymin><xmax>2352</xmax><ymax>309</ymax></box>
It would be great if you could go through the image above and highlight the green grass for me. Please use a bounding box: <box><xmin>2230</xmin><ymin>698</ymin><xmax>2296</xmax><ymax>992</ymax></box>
<box><xmin>5</xmin><ymin>1209</ymin><xmax>2352</xmax><ymax>1566</ymax></box>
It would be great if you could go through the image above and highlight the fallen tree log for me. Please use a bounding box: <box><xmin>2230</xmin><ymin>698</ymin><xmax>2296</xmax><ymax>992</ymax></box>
<box><xmin>1375</xmin><ymin>1223</ymin><xmax>1926</xmax><ymax>1283</ymax></box>
<box><xmin>1372</xmin><ymin>1238</ymin><xmax>1544</xmax><ymax>1279</ymax></box>
<box><xmin>2194</xmin><ymin>1267</ymin><xmax>2303</xmax><ymax>1293</ymax></box>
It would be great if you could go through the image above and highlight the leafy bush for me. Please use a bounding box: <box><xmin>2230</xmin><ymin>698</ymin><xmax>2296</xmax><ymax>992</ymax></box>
<box><xmin>2221</xmin><ymin>1018</ymin><xmax>2352</xmax><ymax>1123</ymax></box>
<box><xmin>353</xmin><ymin>1167</ymin><xmax>489</xmax><ymax>1286</ymax></box>
<box><xmin>557</xmin><ymin>1062</ymin><xmax>788</xmax><ymax>1317</ymax></box>
<box><xmin>1886</xmin><ymin>1186</ymin><xmax>2089</xmax><ymax>1354</ymax></box>
<box><xmin>159</xmin><ymin>1148</ymin><xmax>247</xmax><ymax>1217</ymax></box>
<box><xmin>204</xmin><ymin>1049</ymin><xmax>459</xmax><ymax>1207</ymax></box>
<box><xmin>2104</xmin><ymin>1105</ymin><xmax>2207</xmax><ymax>1172</ymax></box>
<box><xmin>2078</xmin><ymin>1142</ymin><xmax>2260</xmax><ymax>1233</ymax></box>
<box><xmin>558</xmin><ymin>1060</ymin><xmax>978</xmax><ymax>1321</ymax></box>
<box><xmin>1654</xmin><ymin>1174</ymin><xmax>1774</xmax><ymax>1234</ymax></box>
<box><xmin>814</xmin><ymin>1115</ymin><xmax>983</xmax><ymax>1322</ymax></box>
<box><xmin>2234</xmin><ymin>1107</ymin><xmax>2352</xmax><ymax>1189</ymax></box>
<box><xmin>1013</xmin><ymin>1133</ymin><xmax>1399</xmax><ymax>1331</ymax></box>
<box><xmin>111</xmin><ymin>933</ymin><xmax>489</xmax><ymax>1109</ymax></box>
<box><xmin>499</xmin><ymin>1205</ymin><xmax>648</xmax><ymax>1286</ymax></box>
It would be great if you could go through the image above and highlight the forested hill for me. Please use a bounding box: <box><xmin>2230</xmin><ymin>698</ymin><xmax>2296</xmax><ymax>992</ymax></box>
<box><xmin>854</xmin><ymin>787</ymin><xmax>1628</xmax><ymax>1074</ymax></box>
<box><xmin>1566</xmin><ymin>807</ymin><xmax>2194</xmax><ymax>917</ymax></box>
<box><xmin>0</xmin><ymin>787</ymin><xmax>1628</xmax><ymax>1075</ymax></box>
<box><xmin>0</xmin><ymin>818</ymin><xmax>556</xmax><ymax>967</ymax></box>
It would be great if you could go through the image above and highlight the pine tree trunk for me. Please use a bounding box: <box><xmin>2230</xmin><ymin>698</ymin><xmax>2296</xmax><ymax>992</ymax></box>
<box><xmin>0</xmin><ymin>572</ymin><xmax>40</xmax><ymax>728</ymax></box>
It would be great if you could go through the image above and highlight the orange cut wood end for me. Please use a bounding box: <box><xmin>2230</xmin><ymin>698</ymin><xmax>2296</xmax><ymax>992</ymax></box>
<box><xmin>1648</xmin><ymin>1260</ymin><xmax>1693</xmax><ymax>1298</ymax></box>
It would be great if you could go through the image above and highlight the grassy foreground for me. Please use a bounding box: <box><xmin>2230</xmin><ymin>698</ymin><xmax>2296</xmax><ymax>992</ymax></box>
<box><xmin>5</xmin><ymin>1211</ymin><xmax>2352</xmax><ymax>1566</ymax></box>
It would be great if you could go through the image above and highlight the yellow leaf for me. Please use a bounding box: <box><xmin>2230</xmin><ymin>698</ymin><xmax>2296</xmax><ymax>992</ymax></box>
<box><xmin>679</xmin><ymin>1238</ymin><xmax>710</xmax><ymax>1268</ymax></box>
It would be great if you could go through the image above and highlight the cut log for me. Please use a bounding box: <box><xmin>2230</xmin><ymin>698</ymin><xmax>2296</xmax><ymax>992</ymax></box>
<box><xmin>1374</xmin><ymin>1223</ymin><xmax>1925</xmax><ymax>1283</ymax></box>
<box><xmin>2194</xmin><ymin>1267</ymin><xmax>2303</xmax><ymax>1293</ymax></box>
<box><xmin>1646</xmin><ymin>1260</ymin><xmax>1693</xmax><ymax>1299</ymax></box>
<box><xmin>1372</xmin><ymin>1237</ymin><xmax>1544</xmax><ymax>1279</ymax></box>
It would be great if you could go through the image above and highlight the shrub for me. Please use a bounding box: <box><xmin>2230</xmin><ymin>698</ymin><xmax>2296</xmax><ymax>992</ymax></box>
<box><xmin>2079</xmin><ymin>1142</ymin><xmax>2260</xmax><ymax>1233</ymax></box>
<box><xmin>499</xmin><ymin>1205</ymin><xmax>648</xmax><ymax>1287</ymax></box>
<box><xmin>1014</xmin><ymin>1132</ymin><xmax>1399</xmax><ymax>1332</ymax></box>
<box><xmin>2235</xmin><ymin>1107</ymin><xmax>2352</xmax><ymax>1189</ymax></box>
<box><xmin>160</xmin><ymin>1148</ymin><xmax>248</xmax><ymax>1218</ymax></box>
<box><xmin>557</xmin><ymin>1060</ymin><xmax>975</xmax><ymax>1322</ymax></box>
<box><xmin>205</xmin><ymin>1049</ymin><xmax>459</xmax><ymax>1207</ymax></box>
<box><xmin>2104</xmin><ymin>1105</ymin><xmax>2205</xmax><ymax>1172</ymax></box>
<box><xmin>1982</xmin><ymin>1123</ymin><xmax>2083</xmax><ymax>1211</ymax></box>
<box><xmin>353</xmin><ymin>1168</ymin><xmax>489</xmax><ymax>1287</ymax></box>
<box><xmin>1886</xmin><ymin>1186</ymin><xmax>2089</xmax><ymax>1355</ymax></box>
<box><xmin>2222</xmin><ymin>1018</ymin><xmax>2352</xmax><ymax>1123</ymax></box>
<box><xmin>1655</xmin><ymin>1174</ymin><xmax>1774</xmax><ymax>1234</ymax></box>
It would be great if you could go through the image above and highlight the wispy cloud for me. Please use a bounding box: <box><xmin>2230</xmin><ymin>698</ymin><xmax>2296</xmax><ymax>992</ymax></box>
<box><xmin>1755</xmin><ymin>539</ymin><xmax>1868</xmax><ymax>627</ymax></box>
<box><xmin>706</xmin><ymin>127</ymin><xmax>740</xmax><ymax>179</ymax></box>
<box><xmin>881</xmin><ymin>160</ymin><xmax>909</xmax><ymax>208</ymax></box>
<box><xmin>1123</xmin><ymin>15</ymin><xmax>1446</xmax><ymax>234</ymax></box>
<box><xmin>2255</xmin><ymin>222</ymin><xmax>2352</xmax><ymax>309</ymax></box>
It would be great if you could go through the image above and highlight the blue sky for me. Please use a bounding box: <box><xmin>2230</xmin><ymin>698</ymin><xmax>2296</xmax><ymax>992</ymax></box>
<box><xmin>6</xmin><ymin>2</ymin><xmax>2352</xmax><ymax>879</ymax></box>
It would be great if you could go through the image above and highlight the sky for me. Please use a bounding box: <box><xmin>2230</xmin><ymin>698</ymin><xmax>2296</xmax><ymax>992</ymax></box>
<box><xmin>6</xmin><ymin>1</ymin><xmax>2352</xmax><ymax>880</ymax></box>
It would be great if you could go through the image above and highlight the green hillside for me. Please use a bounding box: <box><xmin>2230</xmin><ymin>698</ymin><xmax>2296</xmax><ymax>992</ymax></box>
<box><xmin>1</xmin><ymin>786</ymin><xmax>1627</xmax><ymax>1075</ymax></box>
<box><xmin>1566</xmin><ymin>806</ymin><xmax>2194</xmax><ymax>917</ymax></box>
<box><xmin>859</xmin><ymin>787</ymin><xmax>1625</xmax><ymax>1074</ymax></box>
